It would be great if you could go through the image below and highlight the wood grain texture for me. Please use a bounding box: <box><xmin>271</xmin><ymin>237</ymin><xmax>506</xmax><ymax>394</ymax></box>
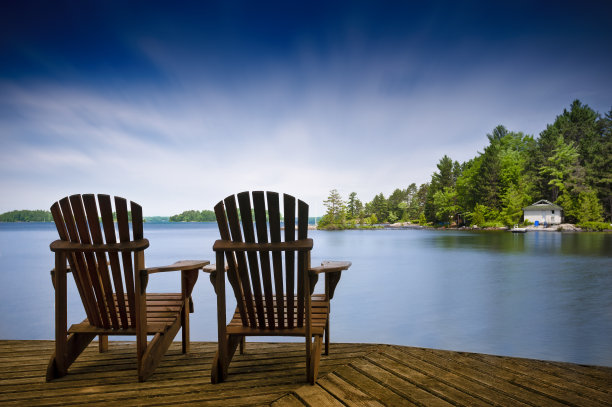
<box><xmin>2</xmin><ymin>341</ymin><xmax>611</xmax><ymax>406</ymax></box>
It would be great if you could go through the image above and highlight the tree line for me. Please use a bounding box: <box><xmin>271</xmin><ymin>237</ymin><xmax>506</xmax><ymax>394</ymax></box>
<box><xmin>169</xmin><ymin>210</ymin><xmax>216</xmax><ymax>222</ymax></box>
<box><xmin>0</xmin><ymin>210</ymin><xmax>53</xmax><ymax>222</ymax></box>
<box><xmin>319</xmin><ymin>100</ymin><xmax>611</xmax><ymax>229</ymax></box>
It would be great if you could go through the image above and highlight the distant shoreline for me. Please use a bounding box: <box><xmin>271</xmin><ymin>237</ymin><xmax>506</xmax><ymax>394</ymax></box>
<box><xmin>2</xmin><ymin>220</ymin><xmax>610</xmax><ymax>232</ymax></box>
<box><xmin>315</xmin><ymin>222</ymin><xmax>612</xmax><ymax>232</ymax></box>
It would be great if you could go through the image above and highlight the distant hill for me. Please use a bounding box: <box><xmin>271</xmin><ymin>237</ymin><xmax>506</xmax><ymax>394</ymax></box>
<box><xmin>0</xmin><ymin>210</ymin><xmax>53</xmax><ymax>222</ymax></box>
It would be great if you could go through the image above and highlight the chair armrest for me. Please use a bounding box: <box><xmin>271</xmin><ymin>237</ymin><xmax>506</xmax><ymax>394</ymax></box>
<box><xmin>308</xmin><ymin>261</ymin><xmax>350</xmax><ymax>300</ymax></box>
<box><xmin>139</xmin><ymin>260</ymin><xmax>209</xmax><ymax>299</ymax></box>
<box><xmin>202</xmin><ymin>263</ymin><xmax>217</xmax><ymax>273</ymax></box>
<box><xmin>309</xmin><ymin>261</ymin><xmax>351</xmax><ymax>274</ymax></box>
<box><xmin>50</xmin><ymin>266</ymin><xmax>72</xmax><ymax>290</ymax></box>
<box><xmin>202</xmin><ymin>263</ymin><xmax>231</xmax><ymax>293</ymax></box>
<box><xmin>143</xmin><ymin>260</ymin><xmax>210</xmax><ymax>274</ymax></box>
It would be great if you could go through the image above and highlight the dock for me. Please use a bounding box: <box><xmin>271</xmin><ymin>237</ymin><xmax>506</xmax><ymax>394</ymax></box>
<box><xmin>0</xmin><ymin>340</ymin><xmax>611</xmax><ymax>406</ymax></box>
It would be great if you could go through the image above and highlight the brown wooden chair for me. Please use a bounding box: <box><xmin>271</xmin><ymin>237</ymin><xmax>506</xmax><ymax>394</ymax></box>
<box><xmin>209</xmin><ymin>191</ymin><xmax>351</xmax><ymax>384</ymax></box>
<box><xmin>47</xmin><ymin>194</ymin><xmax>209</xmax><ymax>382</ymax></box>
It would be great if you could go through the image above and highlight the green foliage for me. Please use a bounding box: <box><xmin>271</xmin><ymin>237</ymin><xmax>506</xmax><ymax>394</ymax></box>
<box><xmin>323</xmin><ymin>189</ymin><xmax>345</xmax><ymax>219</ymax></box>
<box><xmin>500</xmin><ymin>184</ymin><xmax>529</xmax><ymax>226</ymax></box>
<box><xmin>318</xmin><ymin>189</ymin><xmax>348</xmax><ymax>229</ymax></box>
<box><xmin>0</xmin><ymin>210</ymin><xmax>53</xmax><ymax>222</ymax></box>
<box><xmin>470</xmin><ymin>204</ymin><xmax>487</xmax><ymax>226</ymax></box>
<box><xmin>366</xmin><ymin>214</ymin><xmax>378</xmax><ymax>225</ymax></box>
<box><xmin>346</xmin><ymin>192</ymin><xmax>362</xmax><ymax>219</ymax></box>
<box><xmin>369</xmin><ymin>193</ymin><xmax>388</xmax><ymax>222</ymax></box>
<box><xmin>322</xmin><ymin>99</ymin><xmax>611</xmax><ymax>229</ymax></box>
<box><xmin>169</xmin><ymin>210</ymin><xmax>216</xmax><ymax>222</ymax></box>
<box><xmin>387</xmin><ymin>212</ymin><xmax>398</xmax><ymax>224</ymax></box>
<box><xmin>577</xmin><ymin>221</ymin><xmax>610</xmax><ymax>231</ymax></box>
<box><xmin>539</xmin><ymin>135</ymin><xmax>580</xmax><ymax>201</ymax></box>
<box><xmin>433</xmin><ymin>187</ymin><xmax>458</xmax><ymax>225</ymax></box>
<box><xmin>576</xmin><ymin>189</ymin><xmax>604</xmax><ymax>223</ymax></box>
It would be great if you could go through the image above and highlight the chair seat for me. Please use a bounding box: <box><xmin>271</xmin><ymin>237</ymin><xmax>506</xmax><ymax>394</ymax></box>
<box><xmin>68</xmin><ymin>293</ymin><xmax>184</xmax><ymax>335</ymax></box>
<box><xmin>227</xmin><ymin>294</ymin><xmax>329</xmax><ymax>336</ymax></box>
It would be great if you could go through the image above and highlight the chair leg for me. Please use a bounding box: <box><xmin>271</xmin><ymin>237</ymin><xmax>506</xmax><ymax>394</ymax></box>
<box><xmin>139</xmin><ymin>317</ymin><xmax>182</xmax><ymax>382</ymax></box>
<box><xmin>239</xmin><ymin>336</ymin><xmax>245</xmax><ymax>355</ymax></box>
<box><xmin>46</xmin><ymin>333</ymin><xmax>96</xmax><ymax>381</ymax></box>
<box><xmin>211</xmin><ymin>334</ymin><xmax>242</xmax><ymax>384</ymax></box>
<box><xmin>181</xmin><ymin>299</ymin><xmax>190</xmax><ymax>354</ymax></box>
<box><xmin>325</xmin><ymin>319</ymin><xmax>330</xmax><ymax>355</ymax></box>
<box><xmin>99</xmin><ymin>335</ymin><xmax>108</xmax><ymax>353</ymax></box>
<box><xmin>308</xmin><ymin>336</ymin><xmax>323</xmax><ymax>385</ymax></box>
<box><xmin>211</xmin><ymin>350</ymin><xmax>223</xmax><ymax>384</ymax></box>
<box><xmin>305</xmin><ymin>335</ymin><xmax>311</xmax><ymax>382</ymax></box>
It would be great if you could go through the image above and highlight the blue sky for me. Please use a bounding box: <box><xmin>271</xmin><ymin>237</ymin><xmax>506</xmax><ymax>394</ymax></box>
<box><xmin>1</xmin><ymin>1</ymin><xmax>611</xmax><ymax>216</ymax></box>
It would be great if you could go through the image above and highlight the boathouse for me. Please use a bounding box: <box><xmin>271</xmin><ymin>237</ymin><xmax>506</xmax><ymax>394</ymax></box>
<box><xmin>523</xmin><ymin>199</ymin><xmax>563</xmax><ymax>226</ymax></box>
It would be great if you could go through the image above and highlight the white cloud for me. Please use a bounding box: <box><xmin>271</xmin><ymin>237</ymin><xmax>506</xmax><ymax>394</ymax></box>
<box><xmin>1</xmin><ymin>40</ymin><xmax>610</xmax><ymax>216</ymax></box>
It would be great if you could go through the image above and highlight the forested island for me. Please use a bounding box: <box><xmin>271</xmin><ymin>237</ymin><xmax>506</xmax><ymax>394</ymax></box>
<box><xmin>318</xmin><ymin>100</ymin><xmax>611</xmax><ymax>232</ymax></box>
<box><xmin>0</xmin><ymin>210</ymin><xmax>53</xmax><ymax>222</ymax></box>
<box><xmin>169</xmin><ymin>210</ymin><xmax>216</xmax><ymax>222</ymax></box>
<box><xmin>0</xmin><ymin>209</ymin><xmax>166</xmax><ymax>223</ymax></box>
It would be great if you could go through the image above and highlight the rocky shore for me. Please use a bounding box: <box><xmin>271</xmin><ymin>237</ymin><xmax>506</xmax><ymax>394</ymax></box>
<box><xmin>386</xmin><ymin>222</ymin><xmax>596</xmax><ymax>232</ymax></box>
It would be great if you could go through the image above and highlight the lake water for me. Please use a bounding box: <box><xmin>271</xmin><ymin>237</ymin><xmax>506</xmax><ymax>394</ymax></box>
<box><xmin>1</xmin><ymin>222</ymin><xmax>611</xmax><ymax>367</ymax></box>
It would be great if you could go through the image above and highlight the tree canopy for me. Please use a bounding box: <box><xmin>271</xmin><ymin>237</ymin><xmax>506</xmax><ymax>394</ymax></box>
<box><xmin>320</xmin><ymin>100</ymin><xmax>611</xmax><ymax>229</ymax></box>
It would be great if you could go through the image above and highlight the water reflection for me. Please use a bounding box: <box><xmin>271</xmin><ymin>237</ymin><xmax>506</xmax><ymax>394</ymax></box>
<box><xmin>427</xmin><ymin>229</ymin><xmax>611</xmax><ymax>257</ymax></box>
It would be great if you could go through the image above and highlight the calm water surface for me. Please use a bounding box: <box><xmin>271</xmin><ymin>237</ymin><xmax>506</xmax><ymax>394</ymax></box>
<box><xmin>1</xmin><ymin>222</ymin><xmax>611</xmax><ymax>366</ymax></box>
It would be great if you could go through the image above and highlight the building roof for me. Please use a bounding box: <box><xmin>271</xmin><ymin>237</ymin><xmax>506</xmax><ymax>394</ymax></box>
<box><xmin>523</xmin><ymin>199</ymin><xmax>563</xmax><ymax>211</ymax></box>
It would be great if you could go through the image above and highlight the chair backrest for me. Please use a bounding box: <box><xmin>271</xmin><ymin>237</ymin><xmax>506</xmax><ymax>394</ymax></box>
<box><xmin>50</xmin><ymin>194</ymin><xmax>144</xmax><ymax>330</ymax></box>
<box><xmin>214</xmin><ymin>191</ymin><xmax>310</xmax><ymax>330</ymax></box>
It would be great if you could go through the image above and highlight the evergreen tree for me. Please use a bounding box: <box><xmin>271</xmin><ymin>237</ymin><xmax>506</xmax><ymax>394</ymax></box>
<box><xmin>370</xmin><ymin>193</ymin><xmax>388</xmax><ymax>222</ymax></box>
<box><xmin>323</xmin><ymin>189</ymin><xmax>345</xmax><ymax>221</ymax></box>
<box><xmin>593</xmin><ymin>109</ymin><xmax>612</xmax><ymax>220</ymax></box>
<box><xmin>576</xmin><ymin>189</ymin><xmax>604</xmax><ymax>223</ymax></box>
<box><xmin>346</xmin><ymin>192</ymin><xmax>359</xmax><ymax>219</ymax></box>
<box><xmin>539</xmin><ymin>134</ymin><xmax>580</xmax><ymax>202</ymax></box>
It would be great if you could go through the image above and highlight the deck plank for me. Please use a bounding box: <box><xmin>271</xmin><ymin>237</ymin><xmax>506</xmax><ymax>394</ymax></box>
<box><xmin>0</xmin><ymin>340</ymin><xmax>611</xmax><ymax>406</ymax></box>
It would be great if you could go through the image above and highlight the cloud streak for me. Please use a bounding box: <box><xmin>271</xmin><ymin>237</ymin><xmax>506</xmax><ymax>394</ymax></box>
<box><xmin>1</xmin><ymin>2</ymin><xmax>611</xmax><ymax>215</ymax></box>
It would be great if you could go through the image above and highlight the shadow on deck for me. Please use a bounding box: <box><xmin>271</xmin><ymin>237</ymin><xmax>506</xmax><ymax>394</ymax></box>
<box><xmin>0</xmin><ymin>340</ymin><xmax>611</xmax><ymax>406</ymax></box>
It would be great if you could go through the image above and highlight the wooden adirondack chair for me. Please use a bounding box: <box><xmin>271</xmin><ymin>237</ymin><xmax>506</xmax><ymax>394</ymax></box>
<box><xmin>47</xmin><ymin>194</ymin><xmax>209</xmax><ymax>382</ymax></box>
<box><xmin>210</xmin><ymin>191</ymin><xmax>351</xmax><ymax>384</ymax></box>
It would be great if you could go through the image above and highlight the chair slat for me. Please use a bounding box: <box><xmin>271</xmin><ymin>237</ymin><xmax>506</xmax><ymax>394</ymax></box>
<box><xmin>58</xmin><ymin>197</ymin><xmax>102</xmax><ymax>327</ymax></box>
<box><xmin>50</xmin><ymin>202</ymin><xmax>95</xmax><ymax>325</ymax></box>
<box><xmin>131</xmin><ymin>201</ymin><xmax>143</xmax><ymax>240</ymax></box>
<box><xmin>283</xmin><ymin>194</ymin><xmax>296</xmax><ymax>329</ymax></box>
<box><xmin>214</xmin><ymin>202</ymin><xmax>248</xmax><ymax>325</ymax></box>
<box><xmin>237</xmin><ymin>192</ymin><xmax>266</xmax><ymax>328</ymax></box>
<box><xmin>224</xmin><ymin>195</ymin><xmax>257</xmax><ymax>328</ymax></box>
<box><xmin>115</xmin><ymin>197</ymin><xmax>136</xmax><ymax>326</ymax></box>
<box><xmin>296</xmin><ymin>199</ymin><xmax>309</xmax><ymax>327</ymax></box>
<box><xmin>82</xmin><ymin>194</ymin><xmax>119</xmax><ymax>329</ymax></box>
<box><xmin>267</xmin><ymin>191</ymin><xmax>285</xmax><ymax>328</ymax></box>
<box><xmin>69</xmin><ymin>195</ymin><xmax>111</xmax><ymax>329</ymax></box>
<box><xmin>252</xmin><ymin>191</ymin><xmax>275</xmax><ymax>328</ymax></box>
<box><xmin>98</xmin><ymin>194</ymin><xmax>129</xmax><ymax>328</ymax></box>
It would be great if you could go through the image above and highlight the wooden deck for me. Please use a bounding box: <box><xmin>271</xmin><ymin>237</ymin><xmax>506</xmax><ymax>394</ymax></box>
<box><xmin>0</xmin><ymin>340</ymin><xmax>611</xmax><ymax>406</ymax></box>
